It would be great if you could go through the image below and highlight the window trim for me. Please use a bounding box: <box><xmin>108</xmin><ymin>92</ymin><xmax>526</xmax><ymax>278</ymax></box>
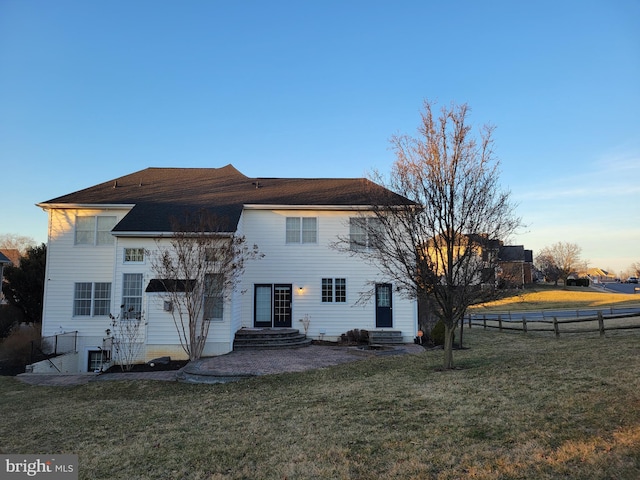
<box><xmin>285</xmin><ymin>217</ymin><xmax>318</xmax><ymax>244</ymax></box>
<box><xmin>349</xmin><ymin>217</ymin><xmax>382</xmax><ymax>251</ymax></box>
<box><xmin>122</xmin><ymin>273</ymin><xmax>143</xmax><ymax>320</ymax></box>
<box><xmin>321</xmin><ymin>277</ymin><xmax>347</xmax><ymax>303</ymax></box>
<box><xmin>73</xmin><ymin>282</ymin><xmax>112</xmax><ymax>317</ymax></box>
<box><xmin>203</xmin><ymin>273</ymin><xmax>224</xmax><ymax>322</ymax></box>
<box><xmin>123</xmin><ymin>247</ymin><xmax>145</xmax><ymax>263</ymax></box>
<box><xmin>75</xmin><ymin>215</ymin><xmax>117</xmax><ymax>246</ymax></box>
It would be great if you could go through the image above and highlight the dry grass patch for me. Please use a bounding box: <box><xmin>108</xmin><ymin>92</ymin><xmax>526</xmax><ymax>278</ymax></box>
<box><xmin>1</xmin><ymin>329</ymin><xmax>640</xmax><ymax>479</ymax></box>
<box><xmin>471</xmin><ymin>285</ymin><xmax>640</xmax><ymax>311</ymax></box>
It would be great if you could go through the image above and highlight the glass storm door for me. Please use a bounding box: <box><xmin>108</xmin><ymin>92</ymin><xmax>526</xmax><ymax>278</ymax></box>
<box><xmin>254</xmin><ymin>285</ymin><xmax>273</xmax><ymax>328</ymax></box>
<box><xmin>375</xmin><ymin>283</ymin><xmax>393</xmax><ymax>328</ymax></box>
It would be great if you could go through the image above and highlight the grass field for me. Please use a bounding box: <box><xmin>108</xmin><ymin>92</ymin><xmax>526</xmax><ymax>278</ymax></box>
<box><xmin>470</xmin><ymin>284</ymin><xmax>640</xmax><ymax>312</ymax></box>
<box><xmin>2</xmin><ymin>326</ymin><xmax>640</xmax><ymax>479</ymax></box>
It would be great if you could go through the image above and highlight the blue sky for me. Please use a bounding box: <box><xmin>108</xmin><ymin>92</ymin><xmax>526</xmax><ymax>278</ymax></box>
<box><xmin>1</xmin><ymin>0</ymin><xmax>638</xmax><ymax>273</ymax></box>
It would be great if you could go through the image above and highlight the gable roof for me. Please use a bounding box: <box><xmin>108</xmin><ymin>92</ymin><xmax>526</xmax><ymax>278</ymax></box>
<box><xmin>498</xmin><ymin>245</ymin><xmax>534</xmax><ymax>263</ymax></box>
<box><xmin>38</xmin><ymin>164</ymin><xmax>411</xmax><ymax>234</ymax></box>
<box><xmin>0</xmin><ymin>251</ymin><xmax>12</xmax><ymax>265</ymax></box>
<box><xmin>0</xmin><ymin>249</ymin><xmax>20</xmax><ymax>266</ymax></box>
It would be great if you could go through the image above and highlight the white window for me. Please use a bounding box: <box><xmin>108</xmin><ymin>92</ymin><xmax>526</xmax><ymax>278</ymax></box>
<box><xmin>73</xmin><ymin>282</ymin><xmax>111</xmax><ymax>316</ymax></box>
<box><xmin>286</xmin><ymin>217</ymin><xmax>317</xmax><ymax>244</ymax></box>
<box><xmin>122</xmin><ymin>273</ymin><xmax>143</xmax><ymax>319</ymax></box>
<box><xmin>88</xmin><ymin>350</ymin><xmax>110</xmax><ymax>372</ymax></box>
<box><xmin>124</xmin><ymin>248</ymin><xmax>145</xmax><ymax>263</ymax></box>
<box><xmin>322</xmin><ymin>278</ymin><xmax>346</xmax><ymax>303</ymax></box>
<box><xmin>203</xmin><ymin>273</ymin><xmax>224</xmax><ymax>321</ymax></box>
<box><xmin>349</xmin><ymin>217</ymin><xmax>382</xmax><ymax>250</ymax></box>
<box><xmin>75</xmin><ymin>216</ymin><xmax>117</xmax><ymax>245</ymax></box>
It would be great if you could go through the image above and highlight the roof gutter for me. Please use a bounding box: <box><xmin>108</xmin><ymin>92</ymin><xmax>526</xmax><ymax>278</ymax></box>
<box><xmin>112</xmin><ymin>231</ymin><xmax>235</xmax><ymax>238</ymax></box>
<box><xmin>36</xmin><ymin>203</ymin><xmax>136</xmax><ymax>211</ymax></box>
<box><xmin>243</xmin><ymin>204</ymin><xmax>376</xmax><ymax>211</ymax></box>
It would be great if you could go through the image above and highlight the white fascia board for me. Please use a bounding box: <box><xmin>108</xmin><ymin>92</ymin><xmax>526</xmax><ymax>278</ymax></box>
<box><xmin>242</xmin><ymin>204</ymin><xmax>375</xmax><ymax>211</ymax></box>
<box><xmin>112</xmin><ymin>231</ymin><xmax>235</xmax><ymax>238</ymax></box>
<box><xmin>36</xmin><ymin>203</ymin><xmax>136</xmax><ymax>211</ymax></box>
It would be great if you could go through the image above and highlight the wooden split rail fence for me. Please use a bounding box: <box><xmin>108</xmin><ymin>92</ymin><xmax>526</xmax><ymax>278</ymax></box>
<box><xmin>466</xmin><ymin>306</ymin><xmax>640</xmax><ymax>337</ymax></box>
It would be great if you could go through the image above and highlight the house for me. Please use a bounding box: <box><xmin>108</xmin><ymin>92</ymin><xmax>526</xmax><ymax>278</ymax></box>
<box><xmin>586</xmin><ymin>268</ymin><xmax>616</xmax><ymax>283</ymax></box>
<box><xmin>497</xmin><ymin>245</ymin><xmax>534</xmax><ymax>287</ymax></box>
<box><xmin>34</xmin><ymin>165</ymin><xmax>418</xmax><ymax>373</ymax></box>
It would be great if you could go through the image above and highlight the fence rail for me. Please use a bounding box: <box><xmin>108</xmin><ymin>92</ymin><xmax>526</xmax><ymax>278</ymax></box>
<box><xmin>467</xmin><ymin>306</ymin><xmax>640</xmax><ymax>337</ymax></box>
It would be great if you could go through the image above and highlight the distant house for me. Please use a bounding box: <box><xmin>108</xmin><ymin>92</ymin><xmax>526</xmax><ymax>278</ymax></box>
<box><xmin>497</xmin><ymin>245</ymin><xmax>534</xmax><ymax>287</ymax></box>
<box><xmin>586</xmin><ymin>268</ymin><xmax>616</xmax><ymax>283</ymax></box>
<box><xmin>34</xmin><ymin>165</ymin><xmax>418</xmax><ymax>373</ymax></box>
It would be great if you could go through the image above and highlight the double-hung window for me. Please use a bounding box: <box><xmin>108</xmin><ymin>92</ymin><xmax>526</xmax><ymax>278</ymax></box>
<box><xmin>349</xmin><ymin>217</ymin><xmax>382</xmax><ymax>250</ymax></box>
<box><xmin>75</xmin><ymin>216</ymin><xmax>117</xmax><ymax>245</ymax></box>
<box><xmin>286</xmin><ymin>217</ymin><xmax>317</xmax><ymax>244</ymax></box>
<box><xmin>73</xmin><ymin>282</ymin><xmax>112</xmax><ymax>316</ymax></box>
<box><xmin>203</xmin><ymin>273</ymin><xmax>224</xmax><ymax>321</ymax></box>
<box><xmin>322</xmin><ymin>278</ymin><xmax>346</xmax><ymax>303</ymax></box>
<box><xmin>122</xmin><ymin>273</ymin><xmax>143</xmax><ymax>319</ymax></box>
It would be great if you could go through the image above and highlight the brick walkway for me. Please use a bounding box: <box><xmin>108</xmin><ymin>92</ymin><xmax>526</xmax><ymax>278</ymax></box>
<box><xmin>16</xmin><ymin>344</ymin><xmax>425</xmax><ymax>386</ymax></box>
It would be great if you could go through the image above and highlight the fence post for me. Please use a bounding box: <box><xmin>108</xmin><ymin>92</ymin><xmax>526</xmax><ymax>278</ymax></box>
<box><xmin>483</xmin><ymin>315</ymin><xmax>487</xmax><ymax>330</ymax></box>
<box><xmin>498</xmin><ymin>315</ymin><xmax>503</xmax><ymax>332</ymax></box>
<box><xmin>522</xmin><ymin>315</ymin><xmax>527</xmax><ymax>334</ymax></box>
<box><xmin>468</xmin><ymin>315</ymin><xmax>472</xmax><ymax>328</ymax></box>
<box><xmin>553</xmin><ymin>316</ymin><xmax>559</xmax><ymax>337</ymax></box>
<box><xmin>598</xmin><ymin>311</ymin><xmax>605</xmax><ymax>337</ymax></box>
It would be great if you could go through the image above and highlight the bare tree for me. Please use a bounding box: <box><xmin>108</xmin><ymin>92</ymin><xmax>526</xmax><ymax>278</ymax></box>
<box><xmin>0</xmin><ymin>234</ymin><xmax>36</xmax><ymax>256</ymax></box>
<box><xmin>335</xmin><ymin>100</ymin><xmax>520</xmax><ymax>369</ymax></box>
<box><xmin>535</xmin><ymin>242</ymin><xmax>584</xmax><ymax>285</ymax></box>
<box><xmin>149</xmin><ymin>210</ymin><xmax>262</xmax><ymax>362</ymax></box>
<box><xmin>108</xmin><ymin>307</ymin><xmax>147</xmax><ymax>371</ymax></box>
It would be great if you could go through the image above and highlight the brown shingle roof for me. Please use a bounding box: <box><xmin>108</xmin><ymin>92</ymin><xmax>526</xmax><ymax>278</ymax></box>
<box><xmin>0</xmin><ymin>249</ymin><xmax>20</xmax><ymax>266</ymax></box>
<box><xmin>39</xmin><ymin>165</ymin><xmax>410</xmax><ymax>233</ymax></box>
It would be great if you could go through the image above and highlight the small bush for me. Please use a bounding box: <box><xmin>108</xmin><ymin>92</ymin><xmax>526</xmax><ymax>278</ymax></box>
<box><xmin>430</xmin><ymin>320</ymin><xmax>454</xmax><ymax>347</ymax></box>
<box><xmin>566</xmin><ymin>278</ymin><xmax>590</xmax><ymax>287</ymax></box>
<box><xmin>339</xmin><ymin>329</ymin><xmax>369</xmax><ymax>345</ymax></box>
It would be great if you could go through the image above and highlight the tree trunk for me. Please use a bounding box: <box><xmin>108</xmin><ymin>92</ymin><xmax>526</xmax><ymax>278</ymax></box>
<box><xmin>443</xmin><ymin>323</ymin><xmax>455</xmax><ymax>369</ymax></box>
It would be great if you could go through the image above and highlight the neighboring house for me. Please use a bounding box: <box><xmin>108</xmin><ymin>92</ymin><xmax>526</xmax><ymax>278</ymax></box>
<box><xmin>497</xmin><ymin>245</ymin><xmax>534</xmax><ymax>287</ymax></box>
<box><xmin>34</xmin><ymin>165</ymin><xmax>418</xmax><ymax>373</ymax></box>
<box><xmin>586</xmin><ymin>268</ymin><xmax>616</xmax><ymax>283</ymax></box>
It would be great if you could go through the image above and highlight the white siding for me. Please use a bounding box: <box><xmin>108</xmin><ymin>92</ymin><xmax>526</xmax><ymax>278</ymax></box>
<box><xmin>42</xmin><ymin>208</ymin><xmax>131</xmax><ymax>340</ymax></box>
<box><xmin>41</xmin><ymin>210</ymin><xmax>235</xmax><ymax>372</ymax></box>
<box><xmin>40</xmin><ymin>205</ymin><xmax>417</xmax><ymax>372</ymax></box>
<box><xmin>239</xmin><ymin>209</ymin><xmax>417</xmax><ymax>342</ymax></box>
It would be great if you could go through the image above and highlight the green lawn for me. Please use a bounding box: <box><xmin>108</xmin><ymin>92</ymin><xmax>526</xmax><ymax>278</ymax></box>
<box><xmin>2</xmin><ymin>328</ymin><xmax>639</xmax><ymax>479</ymax></box>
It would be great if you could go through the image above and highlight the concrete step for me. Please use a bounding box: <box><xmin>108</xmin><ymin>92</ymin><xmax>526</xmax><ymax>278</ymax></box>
<box><xmin>368</xmin><ymin>330</ymin><xmax>404</xmax><ymax>345</ymax></box>
<box><xmin>233</xmin><ymin>328</ymin><xmax>312</xmax><ymax>350</ymax></box>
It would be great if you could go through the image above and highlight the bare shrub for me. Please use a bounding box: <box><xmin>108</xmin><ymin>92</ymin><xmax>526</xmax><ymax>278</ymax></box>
<box><xmin>0</xmin><ymin>323</ymin><xmax>41</xmax><ymax>368</ymax></box>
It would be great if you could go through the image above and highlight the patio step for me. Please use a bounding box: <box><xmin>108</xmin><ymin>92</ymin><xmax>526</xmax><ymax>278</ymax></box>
<box><xmin>368</xmin><ymin>330</ymin><xmax>404</xmax><ymax>345</ymax></box>
<box><xmin>233</xmin><ymin>328</ymin><xmax>312</xmax><ymax>350</ymax></box>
